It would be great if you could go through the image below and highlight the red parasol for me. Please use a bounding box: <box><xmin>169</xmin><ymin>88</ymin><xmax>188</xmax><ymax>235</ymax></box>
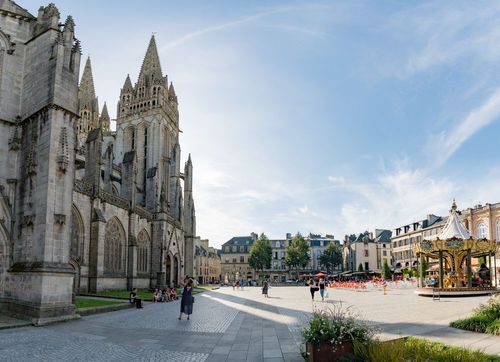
<box><xmin>315</xmin><ymin>272</ymin><xmax>326</xmax><ymax>277</ymax></box>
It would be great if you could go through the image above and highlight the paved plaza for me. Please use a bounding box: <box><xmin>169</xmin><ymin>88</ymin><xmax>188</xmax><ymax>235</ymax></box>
<box><xmin>0</xmin><ymin>286</ymin><xmax>499</xmax><ymax>361</ymax></box>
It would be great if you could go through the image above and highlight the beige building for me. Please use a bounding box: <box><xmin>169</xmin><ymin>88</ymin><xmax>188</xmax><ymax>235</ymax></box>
<box><xmin>220</xmin><ymin>233</ymin><xmax>258</xmax><ymax>284</ymax></box>
<box><xmin>392</xmin><ymin>201</ymin><xmax>500</xmax><ymax>282</ymax></box>
<box><xmin>343</xmin><ymin>230</ymin><xmax>392</xmax><ymax>273</ymax></box>
<box><xmin>193</xmin><ymin>238</ymin><xmax>221</xmax><ymax>284</ymax></box>
<box><xmin>391</xmin><ymin>215</ymin><xmax>444</xmax><ymax>271</ymax></box>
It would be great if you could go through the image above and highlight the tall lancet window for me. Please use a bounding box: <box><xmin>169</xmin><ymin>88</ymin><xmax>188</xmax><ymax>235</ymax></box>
<box><xmin>104</xmin><ymin>218</ymin><xmax>125</xmax><ymax>274</ymax></box>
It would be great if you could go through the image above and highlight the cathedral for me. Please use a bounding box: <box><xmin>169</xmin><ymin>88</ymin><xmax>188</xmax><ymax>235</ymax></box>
<box><xmin>0</xmin><ymin>1</ymin><xmax>196</xmax><ymax>324</ymax></box>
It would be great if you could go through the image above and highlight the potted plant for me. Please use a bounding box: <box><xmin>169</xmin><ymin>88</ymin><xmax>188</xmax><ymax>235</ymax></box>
<box><xmin>302</xmin><ymin>305</ymin><xmax>374</xmax><ymax>361</ymax></box>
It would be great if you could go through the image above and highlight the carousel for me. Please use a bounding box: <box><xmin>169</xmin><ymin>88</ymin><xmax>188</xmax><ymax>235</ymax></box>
<box><xmin>414</xmin><ymin>201</ymin><xmax>499</xmax><ymax>297</ymax></box>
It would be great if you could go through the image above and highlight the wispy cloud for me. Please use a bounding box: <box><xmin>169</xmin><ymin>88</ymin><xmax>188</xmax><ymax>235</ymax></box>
<box><xmin>161</xmin><ymin>6</ymin><xmax>304</xmax><ymax>51</ymax></box>
<box><xmin>430</xmin><ymin>87</ymin><xmax>500</xmax><ymax>167</ymax></box>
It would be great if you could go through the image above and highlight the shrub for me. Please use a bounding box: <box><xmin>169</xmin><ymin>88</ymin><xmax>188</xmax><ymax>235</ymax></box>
<box><xmin>302</xmin><ymin>304</ymin><xmax>375</xmax><ymax>351</ymax></box>
<box><xmin>450</xmin><ymin>295</ymin><xmax>500</xmax><ymax>335</ymax></box>
<box><xmin>354</xmin><ymin>337</ymin><xmax>500</xmax><ymax>362</ymax></box>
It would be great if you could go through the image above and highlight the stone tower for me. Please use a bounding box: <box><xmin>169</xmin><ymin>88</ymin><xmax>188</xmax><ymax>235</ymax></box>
<box><xmin>0</xmin><ymin>2</ymin><xmax>81</xmax><ymax>324</ymax></box>
<box><xmin>77</xmin><ymin>57</ymin><xmax>99</xmax><ymax>148</ymax></box>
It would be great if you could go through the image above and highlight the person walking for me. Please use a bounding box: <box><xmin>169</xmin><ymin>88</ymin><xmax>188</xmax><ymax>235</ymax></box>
<box><xmin>179</xmin><ymin>279</ymin><xmax>194</xmax><ymax>320</ymax></box>
<box><xmin>309</xmin><ymin>279</ymin><xmax>317</xmax><ymax>300</ymax></box>
<box><xmin>319</xmin><ymin>278</ymin><xmax>326</xmax><ymax>301</ymax></box>
<box><xmin>262</xmin><ymin>279</ymin><xmax>269</xmax><ymax>298</ymax></box>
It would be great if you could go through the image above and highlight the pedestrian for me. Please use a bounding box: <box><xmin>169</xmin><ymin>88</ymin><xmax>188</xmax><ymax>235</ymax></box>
<box><xmin>130</xmin><ymin>288</ymin><xmax>143</xmax><ymax>309</ymax></box>
<box><xmin>319</xmin><ymin>278</ymin><xmax>326</xmax><ymax>301</ymax></box>
<box><xmin>309</xmin><ymin>279</ymin><xmax>317</xmax><ymax>300</ymax></box>
<box><xmin>240</xmin><ymin>279</ymin><xmax>244</xmax><ymax>291</ymax></box>
<box><xmin>179</xmin><ymin>279</ymin><xmax>194</xmax><ymax>320</ymax></box>
<box><xmin>262</xmin><ymin>279</ymin><xmax>269</xmax><ymax>298</ymax></box>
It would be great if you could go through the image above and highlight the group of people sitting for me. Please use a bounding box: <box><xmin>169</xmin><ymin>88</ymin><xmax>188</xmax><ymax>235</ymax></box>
<box><xmin>152</xmin><ymin>287</ymin><xmax>178</xmax><ymax>302</ymax></box>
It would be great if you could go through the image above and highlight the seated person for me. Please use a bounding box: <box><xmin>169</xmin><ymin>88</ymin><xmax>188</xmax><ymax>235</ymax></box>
<box><xmin>162</xmin><ymin>289</ymin><xmax>169</xmax><ymax>302</ymax></box>
<box><xmin>152</xmin><ymin>288</ymin><xmax>158</xmax><ymax>302</ymax></box>
<box><xmin>156</xmin><ymin>289</ymin><xmax>163</xmax><ymax>302</ymax></box>
<box><xmin>130</xmin><ymin>288</ymin><xmax>143</xmax><ymax>309</ymax></box>
<box><xmin>170</xmin><ymin>287</ymin><xmax>178</xmax><ymax>300</ymax></box>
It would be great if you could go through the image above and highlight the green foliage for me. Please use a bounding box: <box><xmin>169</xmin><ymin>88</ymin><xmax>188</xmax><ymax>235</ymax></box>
<box><xmin>285</xmin><ymin>233</ymin><xmax>310</xmax><ymax>276</ymax></box>
<box><xmin>319</xmin><ymin>242</ymin><xmax>343</xmax><ymax>274</ymax></box>
<box><xmin>419</xmin><ymin>255</ymin><xmax>428</xmax><ymax>282</ymax></box>
<box><xmin>358</xmin><ymin>263</ymin><xmax>364</xmax><ymax>272</ymax></box>
<box><xmin>248</xmin><ymin>233</ymin><xmax>272</xmax><ymax>277</ymax></box>
<box><xmin>354</xmin><ymin>337</ymin><xmax>500</xmax><ymax>362</ymax></box>
<box><xmin>450</xmin><ymin>295</ymin><xmax>500</xmax><ymax>335</ymax></box>
<box><xmin>74</xmin><ymin>297</ymin><xmax>123</xmax><ymax>309</ymax></box>
<box><xmin>381</xmin><ymin>260</ymin><xmax>392</xmax><ymax>280</ymax></box>
<box><xmin>302</xmin><ymin>305</ymin><xmax>374</xmax><ymax>349</ymax></box>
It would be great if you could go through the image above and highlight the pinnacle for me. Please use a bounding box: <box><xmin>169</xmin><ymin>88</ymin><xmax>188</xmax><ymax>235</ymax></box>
<box><xmin>101</xmin><ymin>102</ymin><xmax>109</xmax><ymax>119</ymax></box>
<box><xmin>79</xmin><ymin>56</ymin><xmax>96</xmax><ymax>99</ymax></box>
<box><xmin>137</xmin><ymin>35</ymin><xmax>163</xmax><ymax>86</ymax></box>
<box><xmin>122</xmin><ymin>74</ymin><xmax>133</xmax><ymax>92</ymax></box>
<box><xmin>169</xmin><ymin>81</ymin><xmax>176</xmax><ymax>95</ymax></box>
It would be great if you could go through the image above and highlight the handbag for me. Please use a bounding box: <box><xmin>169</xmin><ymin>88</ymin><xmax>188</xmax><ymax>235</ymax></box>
<box><xmin>191</xmin><ymin>296</ymin><xmax>195</xmax><ymax>303</ymax></box>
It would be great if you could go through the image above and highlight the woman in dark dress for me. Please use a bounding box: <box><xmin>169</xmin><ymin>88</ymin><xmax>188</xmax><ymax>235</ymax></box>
<box><xmin>262</xmin><ymin>279</ymin><xmax>269</xmax><ymax>298</ymax></box>
<box><xmin>179</xmin><ymin>279</ymin><xmax>194</xmax><ymax>320</ymax></box>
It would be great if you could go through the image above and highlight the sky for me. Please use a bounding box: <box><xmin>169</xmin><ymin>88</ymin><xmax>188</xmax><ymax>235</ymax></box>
<box><xmin>20</xmin><ymin>0</ymin><xmax>500</xmax><ymax>248</ymax></box>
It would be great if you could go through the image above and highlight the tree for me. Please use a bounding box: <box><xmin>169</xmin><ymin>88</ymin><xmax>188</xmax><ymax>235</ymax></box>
<box><xmin>419</xmin><ymin>255</ymin><xmax>428</xmax><ymax>286</ymax></box>
<box><xmin>358</xmin><ymin>263</ymin><xmax>364</xmax><ymax>272</ymax></box>
<box><xmin>248</xmin><ymin>233</ymin><xmax>272</xmax><ymax>281</ymax></box>
<box><xmin>285</xmin><ymin>233</ymin><xmax>310</xmax><ymax>279</ymax></box>
<box><xmin>381</xmin><ymin>260</ymin><xmax>392</xmax><ymax>280</ymax></box>
<box><xmin>319</xmin><ymin>242</ymin><xmax>343</xmax><ymax>274</ymax></box>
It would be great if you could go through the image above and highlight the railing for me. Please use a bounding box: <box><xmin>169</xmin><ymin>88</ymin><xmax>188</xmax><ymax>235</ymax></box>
<box><xmin>100</xmin><ymin>190</ymin><xmax>130</xmax><ymax>209</ymax></box>
<box><xmin>134</xmin><ymin>205</ymin><xmax>152</xmax><ymax>221</ymax></box>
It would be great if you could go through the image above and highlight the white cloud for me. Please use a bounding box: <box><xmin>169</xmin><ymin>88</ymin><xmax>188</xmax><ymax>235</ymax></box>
<box><xmin>430</xmin><ymin>87</ymin><xmax>500</xmax><ymax>167</ymax></box>
<box><xmin>328</xmin><ymin>176</ymin><xmax>345</xmax><ymax>185</ymax></box>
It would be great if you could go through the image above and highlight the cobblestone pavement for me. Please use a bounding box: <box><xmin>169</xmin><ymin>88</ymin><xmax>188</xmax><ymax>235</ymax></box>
<box><xmin>0</xmin><ymin>286</ymin><xmax>498</xmax><ymax>361</ymax></box>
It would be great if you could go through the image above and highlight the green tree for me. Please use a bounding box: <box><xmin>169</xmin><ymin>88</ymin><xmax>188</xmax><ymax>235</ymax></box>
<box><xmin>381</xmin><ymin>260</ymin><xmax>392</xmax><ymax>280</ymax></box>
<box><xmin>358</xmin><ymin>263</ymin><xmax>364</xmax><ymax>272</ymax></box>
<box><xmin>285</xmin><ymin>233</ymin><xmax>310</xmax><ymax>278</ymax></box>
<box><xmin>419</xmin><ymin>255</ymin><xmax>428</xmax><ymax>286</ymax></box>
<box><xmin>248</xmin><ymin>233</ymin><xmax>272</xmax><ymax>281</ymax></box>
<box><xmin>319</xmin><ymin>242</ymin><xmax>343</xmax><ymax>274</ymax></box>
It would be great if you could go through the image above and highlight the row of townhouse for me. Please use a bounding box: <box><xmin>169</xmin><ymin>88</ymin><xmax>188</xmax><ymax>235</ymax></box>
<box><xmin>220</xmin><ymin>233</ymin><xmax>340</xmax><ymax>284</ymax></box>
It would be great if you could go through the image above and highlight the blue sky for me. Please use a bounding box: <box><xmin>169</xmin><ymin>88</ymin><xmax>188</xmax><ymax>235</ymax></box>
<box><xmin>21</xmin><ymin>1</ymin><xmax>500</xmax><ymax>247</ymax></box>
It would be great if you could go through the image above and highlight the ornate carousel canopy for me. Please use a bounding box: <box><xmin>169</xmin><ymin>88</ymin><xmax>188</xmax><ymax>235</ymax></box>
<box><xmin>413</xmin><ymin>201</ymin><xmax>498</xmax><ymax>258</ymax></box>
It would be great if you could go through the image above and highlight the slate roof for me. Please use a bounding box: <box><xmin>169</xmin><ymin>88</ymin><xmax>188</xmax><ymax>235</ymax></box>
<box><xmin>222</xmin><ymin>236</ymin><xmax>255</xmax><ymax>246</ymax></box>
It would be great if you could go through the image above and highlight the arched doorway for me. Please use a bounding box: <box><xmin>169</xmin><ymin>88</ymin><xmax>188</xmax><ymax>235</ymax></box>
<box><xmin>165</xmin><ymin>254</ymin><xmax>172</xmax><ymax>287</ymax></box>
<box><xmin>173</xmin><ymin>255</ymin><xmax>179</xmax><ymax>286</ymax></box>
<box><xmin>0</xmin><ymin>227</ymin><xmax>7</xmax><ymax>297</ymax></box>
<box><xmin>69</xmin><ymin>258</ymin><xmax>80</xmax><ymax>298</ymax></box>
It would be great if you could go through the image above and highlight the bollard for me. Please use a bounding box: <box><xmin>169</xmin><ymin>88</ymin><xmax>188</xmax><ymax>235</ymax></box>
<box><xmin>383</xmin><ymin>285</ymin><xmax>387</xmax><ymax>295</ymax></box>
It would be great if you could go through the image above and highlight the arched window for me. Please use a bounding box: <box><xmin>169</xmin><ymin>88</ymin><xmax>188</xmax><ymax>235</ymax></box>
<box><xmin>477</xmin><ymin>222</ymin><xmax>487</xmax><ymax>239</ymax></box>
<box><xmin>137</xmin><ymin>229</ymin><xmax>150</xmax><ymax>275</ymax></box>
<box><xmin>496</xmin><ymin>220</ymin><xmax>500</xmax><ymax>241</ymax></box>
<box><xmin>104</xmin><ymin>218</ymin><xmax>125</xmax><ymax>274</ymax></box>
<box><xmin>70</xmin><ymin>206</ymin><xmax>84</xmax><ymax>262</ymax></box>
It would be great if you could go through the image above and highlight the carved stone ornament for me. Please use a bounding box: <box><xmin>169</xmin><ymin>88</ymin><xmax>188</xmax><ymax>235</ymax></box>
<box><xmin>54</xmin><ymin>213</ymin><xmax>66</xmax><ymax>225</ymax></box>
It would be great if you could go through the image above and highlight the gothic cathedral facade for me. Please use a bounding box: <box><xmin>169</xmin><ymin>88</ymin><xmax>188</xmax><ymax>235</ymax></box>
<box><xmin>0</xmin><ymin>1</ymin><xmax>196</xmax><ymax>324</ymax></box>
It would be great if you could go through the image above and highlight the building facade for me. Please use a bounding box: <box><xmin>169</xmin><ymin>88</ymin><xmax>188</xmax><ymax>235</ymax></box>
<box><xmin>391</xmin><ymin>215</ymin><xmax>444</xmax><ymax>271</ymax></box>
<box><xmin>343</xmin><ymin>230</ymin><xmax>392</xmax><ymax>273</ymax></box>
<box><xmin>220</xmin><ymin>234</ymin><xmax>258</xmax><ymax>284</ymax></box>
<box><xmin>0</xmin><ymin>1</ymin><xmax>197</xmax><ymax>323</ymax></box>
<box><xmin>193</xmin><ymin>238</ymin><xmax>221</xmax><ymax>284</ymax></box>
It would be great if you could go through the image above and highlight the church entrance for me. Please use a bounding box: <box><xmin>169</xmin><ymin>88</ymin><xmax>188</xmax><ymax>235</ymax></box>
<box><xmin>0</xmin><ymin>228</ymin><xmax>7</xmax><ymax>296</ymax></box>
<box><xmin>173</xmin><ymin>255</ymin><xmax>179</xmax><ymax>286</ymax></box>
<box><xmin>165</xmin><ymin>255</ymin><xmax>172</xmax><ymax>287</ymax></box>
<box><xmin>69</xmin><ymin>258</ymin><xmax>81</xmax><ymax>297</ymax></box>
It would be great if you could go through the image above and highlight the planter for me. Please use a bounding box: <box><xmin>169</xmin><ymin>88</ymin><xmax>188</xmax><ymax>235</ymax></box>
<box><xmin>306</xmin><ymin>340</ymin><xmax>354</xmax><ymax>362</ymax></box>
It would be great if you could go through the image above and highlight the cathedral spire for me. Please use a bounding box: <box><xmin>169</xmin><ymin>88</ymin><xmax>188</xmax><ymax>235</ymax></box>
<box><xmin>137</xmin><ymin>35</ymin><xmax>163</xmax><ymax>87</ymax></box>
<box><xmin>100</xmin><ymin>102</ymin><xmax>110</xmax><ymax>132</ymax></box>
<box><xmin>79</xmin><ymin>56</ymin><xmax>96</xmax><ymax>100</ymax></box>
<box><xmin>122</xmin><ymin>74</ymin><xmax>133</xmax><ymax>92</ymax></box>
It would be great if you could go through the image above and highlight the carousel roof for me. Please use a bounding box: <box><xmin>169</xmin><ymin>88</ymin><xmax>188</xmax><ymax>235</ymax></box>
<box><xmin>427</xmin><ymin>200</ymin><xmax>471</xmax><ymax>241</ymax></box>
